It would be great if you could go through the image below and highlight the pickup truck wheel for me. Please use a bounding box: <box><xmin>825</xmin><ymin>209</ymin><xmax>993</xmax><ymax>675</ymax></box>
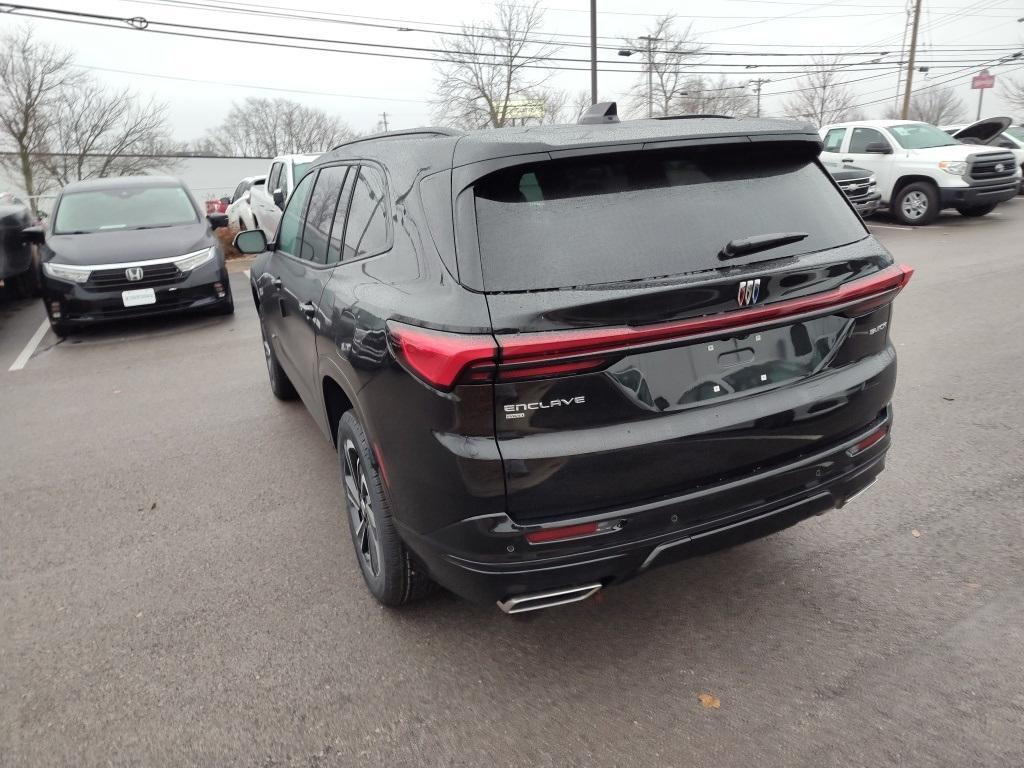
<box><xmin>338</xmin><ymin>411</ymin><xmax>436</xmax><ymax>607</ymax></box>
<box><xmin>955</xmin><ymin>204</ymin><xmax>996</xmax><ymax>218</ymax></box>
<box><xmin>259</xmin><ymin>317</ymin><xmax>297</xmax><ymax>400</ymax></box>
<box><xmin>893</xmin><ymin>182</ymin><xmax>939</xmax><ymax>226</ymax></box>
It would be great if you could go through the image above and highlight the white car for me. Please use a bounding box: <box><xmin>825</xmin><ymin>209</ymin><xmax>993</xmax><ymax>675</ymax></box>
<box><xmin>941</xmin><ymin>117</ymin><xmax>1024</xmax><ymax>193</ymax></box>
<box><xmin>226</xmin><ymin>175</ymin><xmax>265</xmax><ymax>231</ymax></box>
<box><xmin>248</xmin><ymin>154</ymin><xmax>318</xmax><ymax>239</ymax></box>
<box><xmin>819</xmin><ymin>119</ymin><xmax>1021</xmax><ymax>225</ymax></box>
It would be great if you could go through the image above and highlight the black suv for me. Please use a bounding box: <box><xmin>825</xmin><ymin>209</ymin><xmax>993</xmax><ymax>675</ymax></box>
<box><xmin>237</xmin><ymin>108</ymin><xmax>912</xmax><ymax>613</ymax></box>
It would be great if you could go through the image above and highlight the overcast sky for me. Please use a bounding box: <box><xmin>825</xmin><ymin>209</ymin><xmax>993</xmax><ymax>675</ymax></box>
<box><xmin>1</xmin><ymin>0</ymin><xmax>1021</xmax><ymax>141</ymax></box>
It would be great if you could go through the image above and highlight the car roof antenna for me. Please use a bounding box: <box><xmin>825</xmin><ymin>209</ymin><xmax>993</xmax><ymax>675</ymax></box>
<box><xmin>578</xmin><ymin>101</ymin><xmax>619</xmax><ymax>125</ymax></box>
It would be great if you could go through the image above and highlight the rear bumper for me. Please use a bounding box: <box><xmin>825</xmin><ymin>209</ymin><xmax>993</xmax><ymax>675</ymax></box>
<box><xmin>399</xmin><ymin>410</ymin><xmax>892</xmax><ymax>606</ymax></box>
<box><xmin>939</xmin><ymin>179</ymin><xmax>1020</xmax><ymax>208</ymax></box>
<box><xmin>40</xmin><ymin>260</ymin><xmax>230</xmax><ymax>326</ymax></box>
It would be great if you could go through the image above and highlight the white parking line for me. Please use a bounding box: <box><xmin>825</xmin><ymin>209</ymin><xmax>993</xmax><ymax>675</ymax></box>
<box><xmin>243</xmin><ymin>269</ymin><xmax>250</xmax><ymax>278</ymax></box>
<box><xmin>8</xmin><ymin>318</ymin><xmax>51</xmax><ymax>372</ymax></box>
<box><xmin>869</xmin><ymin>224</ymin><xmax>916</xmax><ymax>231</ymax></box>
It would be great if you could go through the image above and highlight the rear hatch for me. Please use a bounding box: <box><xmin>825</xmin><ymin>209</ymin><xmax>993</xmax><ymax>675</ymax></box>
<box><xmin>437</xmin><ymin>138</ymin><xmax>909</xmax><ymax>523</ymax></box>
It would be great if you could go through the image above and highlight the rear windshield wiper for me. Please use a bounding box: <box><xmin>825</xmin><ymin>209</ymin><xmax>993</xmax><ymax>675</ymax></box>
<box><xmin>719</xmin><ymin>232</ymin><xmax>809</xmax><ymax>261</ymax></box>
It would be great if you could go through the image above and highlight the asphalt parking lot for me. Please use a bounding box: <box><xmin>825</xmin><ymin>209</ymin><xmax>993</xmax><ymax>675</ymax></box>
<box><xmin>2</xmin><ymin>201</ymin><xmax>1023</xmax><ymax>767</ymax></box>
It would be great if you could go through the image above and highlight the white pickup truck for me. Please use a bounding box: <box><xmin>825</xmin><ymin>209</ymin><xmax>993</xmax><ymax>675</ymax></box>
<box><xmin>248</xmin><ymin>154</ymin><xmax>318</xmax><ymax>239</ymax></box>
<box><xmin>819</xmin><ymin>119</ymin><xmax>1021</xmax><ymax>225</ymax></box>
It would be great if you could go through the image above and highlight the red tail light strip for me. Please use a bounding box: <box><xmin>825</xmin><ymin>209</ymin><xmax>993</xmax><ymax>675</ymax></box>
<box><xmin>497</xmin><ymin>264</ymin><xmax>914</xmax><ymax>364</ymax></box>
<box><xmin>387</xmin><ymin>264</ymin><xmax>913</xmax><ymax>390</ymax></box>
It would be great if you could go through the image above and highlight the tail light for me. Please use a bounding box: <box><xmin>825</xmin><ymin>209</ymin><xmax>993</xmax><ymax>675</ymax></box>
<box><xmin>387</xmin><ymin>264</ymin><xmax>913</xmax><ymax>391</ymax></box>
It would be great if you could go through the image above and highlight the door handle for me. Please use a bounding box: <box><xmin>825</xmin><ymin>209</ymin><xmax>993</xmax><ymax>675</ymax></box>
<box><xmin>298</xmin><ymin>301</ymin><xmax>317</xmax><ymax>319</ymax></box>
<box><xmin>267</xmin><ymin>274</ymin><xmax>282</xmax><ymax>289</ymax></box>
<box><xmin>841</xmin><ymin>158</ymin><xmax>854</xmax><ymax>163</ymax></box>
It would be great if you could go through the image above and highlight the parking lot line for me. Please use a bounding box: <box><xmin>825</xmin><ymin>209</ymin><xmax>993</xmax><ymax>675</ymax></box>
<box><xmin>8</xmin><ymin>318</ymin><xmax>50</xmax><ymax>372</ymax></box>
<box><xmin>869</xmin><ymin>223</ymin><xmax>916</xmax><ymax>231</ymax></box>
<box><xmin>243</xmin><ymin>269</ymin><xmax>250</xmax><ymax>278</ymax></box>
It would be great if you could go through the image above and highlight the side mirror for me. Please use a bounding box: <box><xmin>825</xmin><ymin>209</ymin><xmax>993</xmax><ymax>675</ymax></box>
<box><xmin>272</xmin><ymin>188</ymin><xmax>285</xmax><ymax>208</ymax></box>
<box><xmin>864</xmin><ymin>142</ymin><xmax>892</xmax><ymax>155</ymax></box>
<box><xmin>21</xmin><ymin>225</ymin><xmax>45</xmax><ymax>244</ymax></box>
<box><xmin>234</xmin><ymin>229</ymin><xmax>268</xmax><ymax>254</ymax></box>
<box><xmin>207</xmin><ymin>212</ymin><xmax>229</xmax><ymax>229</ymax></box>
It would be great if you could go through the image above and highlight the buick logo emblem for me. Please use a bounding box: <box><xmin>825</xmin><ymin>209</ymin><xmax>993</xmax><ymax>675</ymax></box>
<box><xmin>125</xmin><ymin>267</ymin><xmax>144</xmax><ymax>282</ymax></box>
<box><xmin>737</xmin><ymin>278</ymin><xmax>761</xmax><ymax>307</ymax></box>
<box><xmin>994</xmin><ymin>163</ymin><xmax>1005</xmax><ymax>173</ymax></box>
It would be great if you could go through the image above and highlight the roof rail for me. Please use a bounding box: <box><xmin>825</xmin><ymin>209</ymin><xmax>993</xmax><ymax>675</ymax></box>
<box><xmin>578</xmin><ymin>101</ymin><xmax>620</xmax><ymax>125</ymax></box>
<box><xmin>654</xmin><ymin>114</ymin><xmax>735</xmax><ymax>121</ymax></box>
<box><xmin>331</xmin><ymin>127</ymin><xmax>463</xmax><ymax>151</ymax></box>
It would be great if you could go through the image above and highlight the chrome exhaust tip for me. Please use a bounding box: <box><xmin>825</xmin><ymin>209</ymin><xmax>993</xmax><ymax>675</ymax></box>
<box><xmin>497</xmin><ymin>583</ymin><xmax>602</xmax><ymax>614</ymax></box>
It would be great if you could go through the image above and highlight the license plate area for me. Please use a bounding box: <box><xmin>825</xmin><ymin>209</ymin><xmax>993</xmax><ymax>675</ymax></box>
<box><xmin>122</xmin><ymin>288</ymin><xmax>156</xmax><ymax>307</ymax></box>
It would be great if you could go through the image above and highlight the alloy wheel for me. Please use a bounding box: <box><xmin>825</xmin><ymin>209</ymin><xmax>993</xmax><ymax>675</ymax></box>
<box><xmin>342</xmin><ymin>439</ymin><xmax>381</xmax><ymax>577</ymax></box>
<box><xmin>900</xmin><ymin>190</ymin><xmax>928</xmax><ymax>220</ymax></box>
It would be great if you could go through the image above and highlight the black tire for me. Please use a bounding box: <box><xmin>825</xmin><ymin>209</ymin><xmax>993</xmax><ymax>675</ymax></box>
<box><xmin>259</xmin><ymin>316</ymin><xmax>297</xmax><ymax>400</ymax></box>
<box><xmin>892</xmin><ymin>181</ymin><xmax>939</xmax><ymax>226</ymax></box>
<box><xmin>956</xmin><ymin>204</ymin><xmax>996</xmax><ymax>218</ymax></box>
<box><xmin>9</xmin><ymin>267</ymin><xmax>40</xmax><ymax>298</ymax></box>
<box><xmin>337</xmin><ymin>411</ymin><xmax>435</xmax><ymax>606</ymax></box>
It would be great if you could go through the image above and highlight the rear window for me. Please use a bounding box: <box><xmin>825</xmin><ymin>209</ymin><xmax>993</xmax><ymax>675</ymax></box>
<box><xmin>471</xmin><ymin>144</ymin><xmax>866</xmax><ymax>292</ymax></box>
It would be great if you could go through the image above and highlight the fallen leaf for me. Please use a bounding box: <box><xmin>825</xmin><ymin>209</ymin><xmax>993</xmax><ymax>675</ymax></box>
<box><xmin>911</xmin><ymin>529</ymin><xmax>921</xmax><ymax>538</ymax></box>
<box><xmin>942</xmin><ymin>396</ymin><xmax>955</xmax><ymax>402</ymax></box>
<box><xmin>698</xmin><ymin>692</ymin><xmax>720</xmax><ymax>709</ymax></box>
<box><xmin>150</xmin><ymin>502</ymin><xmax>157</xmax><ymax>510</ymax></box>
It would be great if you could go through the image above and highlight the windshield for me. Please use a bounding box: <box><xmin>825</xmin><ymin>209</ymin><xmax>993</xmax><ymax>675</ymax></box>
<box><xmin>471</xmin><ymin>144</ymin><xmax>867</xmax><ymax>292</ymax></box>
<box><xmin>887</xmin><ymin>123</ymin><xmax>960</xmax><ymax>149</ymax></box>
<box><xmin>1005</xmin><ymin>126</ymin><xmax>1024</xmax><ymax>142</ymax></box>
<box><xmin>54</xmin><ymin>185</ymin><xmax>198</xmax><ymax>234</ymax></box>
<box><xmin>293</xmin><ymin>162</ymin><xmax>312</xmax><ymax>184</ymax></box>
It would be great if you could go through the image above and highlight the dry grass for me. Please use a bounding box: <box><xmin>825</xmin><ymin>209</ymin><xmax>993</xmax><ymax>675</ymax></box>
<box><xmin>216</xmin><ymin>225</ymin><xmax>244</xmax><ymax>260</ymax></box>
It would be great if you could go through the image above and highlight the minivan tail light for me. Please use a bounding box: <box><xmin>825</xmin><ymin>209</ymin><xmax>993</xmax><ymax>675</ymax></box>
<box><xmin>387</xmin><ymin>265</ymin><xmax>913</xmax><ymax>390</ymax></box>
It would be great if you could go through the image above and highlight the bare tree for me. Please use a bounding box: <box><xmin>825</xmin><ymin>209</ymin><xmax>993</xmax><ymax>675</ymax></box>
<box><xmin>1001</xmin><ymin>77</ymin><xmax>1024</xmax><ymax>113</ymax></box>
<box><xmin>208</xmin><ymin>97</ymin><xmax>354</xmax><ymax>156</ymax></box>
<box><xmin>0</xmin><ymin>26</ymin><xmax>77</xmax><ymax>211</ymax></box>
<box><xmin>432</xmin><ymin>0</ymin><xmax>560</xmax><ymax>129</ymax></box>
<box><xmin>674</xmin><ymin>76</ymin><xmax>755</xmax><ymax>117</ymax></box>
<box><xmin>783</xmin><ymin>57</ymin><xmax>859</xmax><ymax>126</ymax></box>
<box><xmin>623</xmin><ymin>16</ymin><xmax>704</xmax><ymax>118</ymax></box>
<box><xmin>882</xmin><ymin>86</ymin><xmax>966</xmax><ymax>125</ymax></box>
<box><xmin>41</xmin><ymin>82</ymin><xmax>178</xmax><ymax>185</ymax></box>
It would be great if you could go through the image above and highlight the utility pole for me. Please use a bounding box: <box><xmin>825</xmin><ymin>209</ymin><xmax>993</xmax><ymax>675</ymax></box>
<box><xmin>590</xmin><ymin>0</ymin><xmax>598</xmax><ymax>105</ymax></box>
<box><xmin>640</xmin><ymin>35</ymin><xmax>658</xmax><ymax>117</ymax></box>
<box><xmin>894</xmin><ymin>0</ymin><xmax>913</xmax><ymax>112</ymax></box>
<box><xmin>750</xmin><ymin>78</ymin><xmax>770</xmax><ymax>117</ymax></box>
<box><xmin>379</xmin><ymin>112</ymin><xmax>390</xmax><ymax>132</ymax></box>
<box><xmin>900</xmin><ymin>0</ymin><xmax>922</xmax><ymax>119</ymax></box>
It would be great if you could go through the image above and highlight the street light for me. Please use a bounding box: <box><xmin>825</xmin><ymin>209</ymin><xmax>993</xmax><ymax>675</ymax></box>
<box><xmin>619</xmin><ymin>35</ymin><xmax>660</xmax><ymax>117</ymax></box>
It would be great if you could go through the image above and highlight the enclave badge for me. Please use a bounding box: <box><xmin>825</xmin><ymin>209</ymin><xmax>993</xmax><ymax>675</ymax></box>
<box><xmin>737</xmin><ymin>278</ymin><xmax>761</xmax><ymax>307</ymax></box>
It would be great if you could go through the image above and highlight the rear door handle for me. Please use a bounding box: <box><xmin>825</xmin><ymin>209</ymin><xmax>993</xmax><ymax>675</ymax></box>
<box><xmin>841</xmin><ymin>158</ymin><xmax>854</xmax><ymax>163</ymax></box>
<box><xmin>298</xmin><ymin>301</ymin><xmax>317</xmax><ymax>319</ymax></box>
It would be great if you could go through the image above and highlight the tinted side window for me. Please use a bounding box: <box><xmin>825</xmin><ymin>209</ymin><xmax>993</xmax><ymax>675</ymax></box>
<box><xmin>327</xmin><ymin>168</ymin><xmax>357</xmax><ymax>265</ymax></box>
<box><xmin>822</xmin><ymin>128</ymin><xmax>846</xmax><ymax>153</ymax></box>
<box><xmin>849</xmin><ymin>128</ymin><xmax>887</xmax><ymax>153</ymax></box>
<box><xmin>231</xmin><ymin>180</ymin><xmax>248</xmax><ymax>202</ymax></box>
<box><xmin>300</xmin><ymin>166</ymin><xmax>349</xmax><ymax>265</ymax></box>
<box><xmin>342</xmin><ymin>166</ymin><xmax>390</xmax><ymax>261</ymax></box>
<box><xmin>276</xmin><ymin>172</ymin><xmax>314</xmax><ymax>255</ymax></box>
<box><xmin>267</xmin><ymin>163</ymin><xmax>283</xmax><ymax>193</ymax></box>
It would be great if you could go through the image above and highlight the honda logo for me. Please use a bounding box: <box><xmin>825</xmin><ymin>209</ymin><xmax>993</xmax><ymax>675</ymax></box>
<box><xmin>737</xmin><ymin>279</ymin><xmax>761</xmax><ymax>307</ymax></box>
<box><xmin>125</xmin><ymin>267</ymin><xmax>144</xmax><ymax>282</ymax></box>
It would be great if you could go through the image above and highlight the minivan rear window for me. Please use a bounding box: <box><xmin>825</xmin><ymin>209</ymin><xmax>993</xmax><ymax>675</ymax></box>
<box><xmin>471</xmin><ymin>144</ymin><xmax>866</xmax><ymax>292</ymax></box>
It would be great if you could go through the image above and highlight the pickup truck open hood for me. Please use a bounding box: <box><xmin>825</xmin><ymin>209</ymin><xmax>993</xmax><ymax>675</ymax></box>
<box><xmin>951</xmin><ymin>116</ymin><xmax>1012</xmax><ymax>145</ymax></box>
